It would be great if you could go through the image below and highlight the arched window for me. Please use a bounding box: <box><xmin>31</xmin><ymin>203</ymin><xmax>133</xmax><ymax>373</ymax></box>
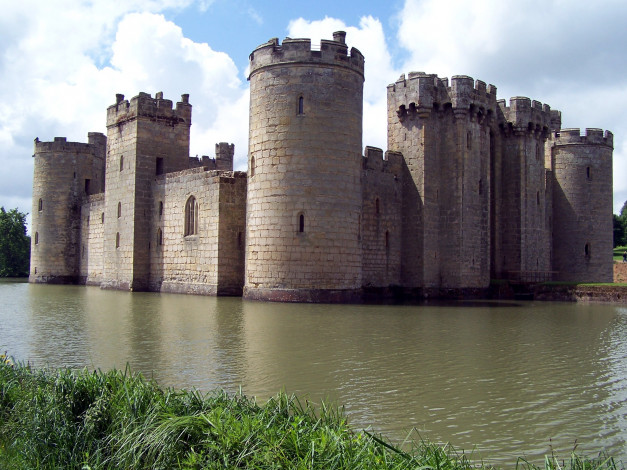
<box><xmin>298</xmin><ymin>96</ymin><xmax>304</xmax><ymax>115</ymax></box>
<box><xmin>250</xmin><ymin>156</ymin><xmax>255</xmax><ymax>177</ymax></box>
<box><xmin>117</xmin><ymin>202</ymin><xmax>121</xmax><ymax>218</ymax></box>
<box><xmin>115</xmin><ymin>232</ymin><xmax>120</xmax><ymax>248</ymax></box>
<box><xmin>299</xmin><ymin>213</ymin><xmax>305</xmax><ymax>233</ymax></box>
<box><xmin>34</xmin><ymin>232</ymin><xmax>39</xmax><ymax>245</ymax></box>
<box><xmin>185</xmin><ymin>196</ymin><xmax>198</xmax><ymax>236</ymax></box>
<box><xmin>38</xmin><ymin>198</ymin><xmax>43</xmax><ymax>212</ymax></box>
<box><xmin>120</xmin><ymin>155</ymin><xmax>124</xmax><ymax>172</ymax></box>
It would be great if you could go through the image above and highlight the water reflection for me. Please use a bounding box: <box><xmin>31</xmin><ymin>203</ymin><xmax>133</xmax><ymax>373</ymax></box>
<box><xmin>1</xmin><ymin>279</ymin><xmax>626</xmax><ymax>465</ymax></box>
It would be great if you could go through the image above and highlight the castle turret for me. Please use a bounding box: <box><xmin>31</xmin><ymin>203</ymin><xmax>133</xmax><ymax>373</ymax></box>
<box><xmin>245</xmin><ymin>32</ymin><xmax>364</xmax><ymax>302</ymax></box>
<box><xmin>102</xmin><ymin>92</ymin><xmax>191</xmax><ymax>291</ymax></box>
<box><xmin>551</xmin><ymin>128</ymin><xmax>613</xmax><ymax>282</ymax></box>
<box><xmin>30</xmin><ymin>134</ymin><xmax>106</xmax><ymax>283</ymax></box>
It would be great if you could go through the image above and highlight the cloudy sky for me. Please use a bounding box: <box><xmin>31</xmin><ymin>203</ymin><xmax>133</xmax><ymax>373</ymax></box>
<box><xmin>2</xmin><ymin>0</ymin><xmax>626</xmax><ymax>232</ymax></box>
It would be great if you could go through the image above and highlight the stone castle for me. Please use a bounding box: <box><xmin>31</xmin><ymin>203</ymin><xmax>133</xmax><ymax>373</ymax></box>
<box><xmin>29</xmin><ymin>31</ymin><xmax>614</xmax><ymax>302</ymax></box>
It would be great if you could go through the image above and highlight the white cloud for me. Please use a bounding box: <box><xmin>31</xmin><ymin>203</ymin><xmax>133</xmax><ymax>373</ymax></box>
<box><xmin>396</xmin><ymin>0</ymin><xmax>627</xmax><ymax>212</ymax></box>
<box><xmin>287</xmin><ymin>15</ymin><xmax>400</xmax><ymax>151</ymax></box>
<box><xmin>0</xmin><ymin>1</ymin><xmax>248</xmax><ymax>224</ymax></box>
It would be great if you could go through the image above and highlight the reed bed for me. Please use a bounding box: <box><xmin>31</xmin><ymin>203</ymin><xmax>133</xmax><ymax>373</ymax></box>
<box><xmin>0</xmin><ymin>356</ymin><xmax>620</xmax><ymax>469</ymax></box>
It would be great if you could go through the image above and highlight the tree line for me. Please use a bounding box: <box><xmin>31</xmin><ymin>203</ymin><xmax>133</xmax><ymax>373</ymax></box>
<box><xmin>0</xmin><ymin>207</ymin><xmax>30</xmax><ymax>277</ymax></box>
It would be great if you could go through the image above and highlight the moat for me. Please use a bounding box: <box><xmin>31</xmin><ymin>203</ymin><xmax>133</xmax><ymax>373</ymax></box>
<box><xmin>2</xmin><ymin>278</ymin><xmax>627</xmax><ymax>465</ymax></box>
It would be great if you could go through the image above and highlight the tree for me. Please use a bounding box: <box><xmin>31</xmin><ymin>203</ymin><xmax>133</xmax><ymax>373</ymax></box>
<box><xmin>616</xmin><ymin>201</ymin><xmax>627</xmax><ymax>247</ymax></box>
<box><xmin>0</xmin><ymin>207</ymin><xmax>30</xmax><ymax>277</ymax></box>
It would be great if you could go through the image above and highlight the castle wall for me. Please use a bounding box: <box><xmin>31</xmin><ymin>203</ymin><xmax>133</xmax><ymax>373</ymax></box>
<box><xmin>245</xmin><ymin>33</ymin><xmax>365</xmax><ymax>302</ymax></box>
<box><xmin>552</xmin><ymin>128</ymin><xmax>613</xmax><ymax>282</ymax></box>
<box><xmin>79</xmin><ymin>194</ymin><xmax>104</xmax><ymax>285</ymax></box>
<box><xmin>150</xmin><ymin>167</ymin><xmax>246</xmax><ymax>295</ymax></box>
<box><xmin>361</xmin><ymin>147</ymin><xmax>403</xmax><ymax>287</ymax></box>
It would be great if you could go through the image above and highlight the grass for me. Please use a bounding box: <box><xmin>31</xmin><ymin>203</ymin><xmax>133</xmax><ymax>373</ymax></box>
<box><xmin>0</xmin><ymin>356</ymin><xmax>621</xmax><ymax>469</ymax></box>
<box><xmin>613</xmin><ymin>246</ymin><xmax>627</xmax><ymax>263</ymax></box>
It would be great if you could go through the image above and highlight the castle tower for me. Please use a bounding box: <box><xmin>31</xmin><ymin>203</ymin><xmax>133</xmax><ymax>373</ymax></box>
<box><xmin>30</xmin><ymin>133</ymin><xmax>106</xmax><ymax>283</ymax></box>
<box><xmin>102</xmin><ymin>92</ymin><xmax>191</xmax><ymax>291</ymax></box>
<box><xmin>387</xmin><ymin>73</ymin><xmax>496</xmax><ymax>289</ymax></box>
<box><xmin>551</xmin><ymin>128</ymin><xmax>613</xmax><ymax>282</ymax></box>
<box><xmin>494</xmin><ymin>98</ymin><xmax>553</xmax><ymax>278</ymax></box>
<box><xmin>245</xmin><ymin>32</ymin><xmax>365</xmax><ymax>302</ymax></box>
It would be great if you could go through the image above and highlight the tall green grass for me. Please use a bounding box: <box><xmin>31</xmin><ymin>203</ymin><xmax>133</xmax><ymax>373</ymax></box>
<box><xmin>0</xmin><ymin>357</ymin><xmax>620</xmax><ymax>469</ymax></box>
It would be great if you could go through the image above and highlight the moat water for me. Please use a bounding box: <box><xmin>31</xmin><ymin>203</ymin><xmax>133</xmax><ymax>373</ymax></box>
<box><xmin>2</xmin><ymin>278</ymin><xmax>627</xmax><ymax>465</ymax></box>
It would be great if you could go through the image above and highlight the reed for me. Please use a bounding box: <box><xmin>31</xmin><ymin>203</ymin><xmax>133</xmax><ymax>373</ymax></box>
<box><xmin>0</xmin><ymin>358</ymin><xmax>620</xmax><ymax>469</ymax></box>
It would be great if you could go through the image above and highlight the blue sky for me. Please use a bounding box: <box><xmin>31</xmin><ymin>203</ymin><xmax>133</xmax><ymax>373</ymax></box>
<box><xmin>1</xmin><ymin>0</ymin><xmax>626</xmax><ymax>231</ymax></box>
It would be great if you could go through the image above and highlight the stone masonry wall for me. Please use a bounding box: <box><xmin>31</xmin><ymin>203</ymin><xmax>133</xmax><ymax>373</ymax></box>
<box><xmin>79</xmin><ymin>194</ymin><xmax>104</xmax><ymax>285</ymax></box>
<box><xmin>361</xmin><ymin>147</ymin><xmax>403</xmax><ymax>287</ymax></box>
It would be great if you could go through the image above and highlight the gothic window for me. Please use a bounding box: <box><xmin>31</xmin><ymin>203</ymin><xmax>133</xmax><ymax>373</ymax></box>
<box><xmin>38</xmin><ymin>198</ymin><xmax>43</xmax><ymax>212</ymax></box>
<box><xmin>185</xmin><ymin>196</ymin><xmax>198</xmax><ymax>236</ymax></box>
<box><xmin>117</xmin><ymin>202</ymin><xmax>121</xmax><ymax>218</ymax></box>
<box><xmin>298</xmin><ymin>96</ymin><xmax>304</xmax><ymax>115</ymax></box>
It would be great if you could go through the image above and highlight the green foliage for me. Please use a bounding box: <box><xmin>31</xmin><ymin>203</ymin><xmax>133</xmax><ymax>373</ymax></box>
<box><xmin>614</xmin><ymin>201</ymin><xmax>627</xmax><ymax>248</ymax></box>
<box><xmin>0</xmin><ymin>359</ymin><xmax>620</xmax><ymax>469</ymax></box>
<box><xmin>0</xmin><ymin>207</ymin><xmax>30</xmax><ymax>277</ymax></box>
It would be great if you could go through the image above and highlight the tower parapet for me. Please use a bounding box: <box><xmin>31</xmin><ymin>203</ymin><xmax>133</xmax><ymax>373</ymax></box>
<box><xmin>106</xmin><ymin>92</ymin><xmax>191</xmax><ymax>128</ymax></box>
<box><xmin>498</xmin><ymin>97</ymin><xmax>554</xmax><ymax>134</ymax></box>
<box><xmin>248</xmin><ymin>32</ymin><xmax>364</xmax><ymax>79</ymax></box>
<box><xmin>554</xmin><ymin>128</ymin><xmax>614</xmax><ymax>147</ymax></box>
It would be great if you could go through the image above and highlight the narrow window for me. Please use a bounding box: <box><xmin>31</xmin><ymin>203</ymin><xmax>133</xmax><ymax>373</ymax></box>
<box><xmin>478</xmin><ymin>179</ymin><xmax>482</xmax><ymax>195</ymax></box>
<box><xmin>298</xmin><ymin>96</ymin><xmax>304</xmax><ymax>115</ymax></box>
<box><xmin>34</xmin><ymin>232</ymin><xmax>39</xmax><ymax>245</ymax></box>
<box><xmin>299</xmin><ymin>213</ymin><xmax>305</xmax><ymax>233</ymax></box>
<box><xmin>115</xmin><ymin>232</ymin><xmax>120</xmax><ymax>248</ymax></box>
<box><xmin>38</xmin><ymin>198</ymin><xmax>43</xmax><ymax>212</ymax></box>
<box><xmin>117</xmin><ymin>202</ymin><xmax>121</xmax><ymax>218</ymax></box>
<box><xmin>101</xmin><ymin>212</ymin><xmax>104</xmax><ymax>223</ymax></box>
<box><xmin>157</xmin><ymin>228</ymin><xmax>163</xmax><ymax>246</ymax></box>
<box><xmin>84</xmin><ymin>179</ymin><xmax>91</xmax><ymax>195</ymax></box>
<box><xmin>536</xmin><ymin>191</ymin><xmax>540</xmax><ymax>205</ymax></box>
<box><xmin>185</xmin><ymin>196</ymin><xmax>198</xmax><ymax>236</ymax></box>
<box><xmin>120</xmin><ymin>155</ymin><xmax>124</xmax><ymax>172</ymax></box>
<box><xmin>586</xmin><ymin>166</ymin><xmax>591</xmax><ymax>180</ymax></box>
<box><xmin>158</xmin><ymin>201</ymin><xmax>163</xmax><ymax>219</ymax></box>
<box><xmin>237</xmin><ymin>232</ymin><xmax>243</xmax><ymax>248</ymax></box>
<box><xmin>584</xmin><ymin>243</ymin><xmax>590</xmax><ymax>257</ymax></box>
<box><xmin>156</xmin><ymin>157</ymin><xmax>164</xmax><ymax>175</ymax></box>
<box><xmin>250</xmin><ymin>156</ymin><xmax>255</xmax><ymax>177</ymax></box>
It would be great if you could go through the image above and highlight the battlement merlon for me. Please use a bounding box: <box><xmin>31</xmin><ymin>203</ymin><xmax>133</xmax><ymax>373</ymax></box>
<box><xmin>105</xmin><ymin>92</ymin><xmax>192</xmax><ymax>128</ymax></box>
<box><xmin>497</xmin><ymin>97</ymin><xmax>556</xmax><ymax>134</ymax></box>
<box><xmin>33</xmin><ymin>133</ymin><xmax>106</xmax><ymax>156</ymax></box>
<box><xmin>248</xmin><ymin>31</ymin><xmax>365</xmax><ymax>80</ymax></box>
<box><xmin>554</xmin><ymin>128</ymin><xmax>614</xmax><ymax>148</ymax></box>
<box><xmin>388</xmin><ymin>72</ymin><xmax>497</xmax><ymax>119</ymax></box>
<box><xmin>362</xmin><ymin>146</ymin><xmax>403</xmax><ymax>174</ymax></box>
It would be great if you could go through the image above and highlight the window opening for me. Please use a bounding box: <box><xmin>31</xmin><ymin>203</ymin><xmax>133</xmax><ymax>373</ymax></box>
<box><xmin>120</xmin><ymin>155</ymin><xmax>124</xmax><ymax>172</ymax></box>
<box><xmin>115</xmin><ymin>232</ymin><xmax>120</xmax><ymax>248</ymax></box>
<box><xmin>586</xmin><ymin>166</ymin><xmax>591</xmax><ymax>180</ymax></box>
<box><xmin>156</xmin><ymin>157</ymin><xmax>164</xmax><ymax>175</ymax></box>
<box><xmin>38</xmin><ymin>198</ymin><xmax>43</xmax><ymax>212</ymax></box>
<box><xmin>185</xmin><ymin>196</ymin><xmax>198</xmax><ymax>236</ymax></box>
<box><xmin>298</xmin><ymin>96</ymin><xmax>304</xmax><ymax>115</ymax></box>
<box><xmin>584</xmin><ymin>243</ymin><xmax>590</xmax><ymax>257</ymax></box>
<box><xmin>34</xmin><ymin>232</ymin><xmax>39</xmax><ymax>245</ymax></box>
<box><xmin>84</xmin><ymin>179</ymin><xmax>91</xmax><ymax>195</ymax></box>
<box><xmin>117</xmin><ymin>202</ymin><xmax>121</xmax><ymax>218</ymax></box>
<box><xmin>157</xmin><ymin>228</ymin><xmax>163</xmax><ymax>246</ymax></box>
<box><xmin>299</xmin><ymin>214</ymin><xmax>305</xmax><ymax>233</ymax></box>
<box><xmin>158</xmin><ymin>201</ymin><xmax>163</xmax><ymax>219</ymax></box>
<box><xmin>101</xmin><ymin>213</ymin><xmax>104</xmax><ymax>223</ymax></box>
<box><xmin>536</xmin><ymin>191</ymin><xmax>540</xmax><ymax>205</ymax></box>
<box><xmin>250</xmin><ymin>156</ymin><xmax>255</xmax><ymax>177</ymax></box>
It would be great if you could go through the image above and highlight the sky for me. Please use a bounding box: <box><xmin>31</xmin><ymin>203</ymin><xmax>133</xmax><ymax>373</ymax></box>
<box><xmin>2</xmin><ymin>0</ymin><xmax>626</xmax><ymax>233</ymax></box>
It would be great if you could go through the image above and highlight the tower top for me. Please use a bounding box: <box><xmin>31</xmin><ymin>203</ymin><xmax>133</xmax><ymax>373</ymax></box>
<box><xmin>248</xmin><ymin>31</ymin><xmax>364</xmax><ymax>80</ymax></box>
<box><xmin>106</xmin><ymin>92</ymin><xmax>192</xmax><ymax>128</ymax></box>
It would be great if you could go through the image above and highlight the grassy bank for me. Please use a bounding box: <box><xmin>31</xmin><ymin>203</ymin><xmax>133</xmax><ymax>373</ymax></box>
<box><xmin>0</xmin><ymin>357</ymin><xmax>620</xmax><ymax>469</ymax></box>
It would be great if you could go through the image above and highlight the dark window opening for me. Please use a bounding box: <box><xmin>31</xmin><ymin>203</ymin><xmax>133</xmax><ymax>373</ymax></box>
<box><xmin>185</xmin><ymin>196</ymin><xmax>198</xmax><ymax>236</ymax></box>
<box><xmin>250</xmin><ymin>156</ymin><xmax>255</xmax><ymax>177</ymax></box>
<box><xmin>536</xmin><ymin>191</ymin><xmax>540</xmax><ymax>205</ymax></box>
<box><xmin>101</xmin><ymin>212</ymin><xmax>104</xmax><ymax>223</ymax></box>
<box><xmin>120</xmin><ymin>155</ymin><xmax>124</xmax><ymax>172</ymax></box>
<box><xmin>586</xmin><ymin>166</ymin><xmax>591</xmax><ymax>180</ymax></box>
<box><xmin>585</xmin><ymin>242</ymin><xmax>590</xmax><ymax>257</ymax></box>
<box><xmin>84</xmin><ymin>179</ymin><xmax>91</xmax><ymax>195</ymax></box>
<box><xmin>115</xmin><ymin>232</ymin><xmax>120</xmax><ymax>248</ymax></box>
<box><xmin>117</xmin><ymin>202</ymin><xmax>121</xmax><ymax>218</ymax></box>
<box><xmin>298</xmin><ymin>96</ymin><xmax>304</xmax><ymax>115</ymax></box>
<box><xmin>156</xmin><ymin>157</ymin><xmax>164</xmax><ymax>175</ymax></box>
<box><xmin>299</xmin><ymin>214</ymin><xmax>305</xmax><ymax>233</ymax></box>
<box><xmin>157</xmin><ymin>228</ymin><xmax>163</xmax><ymax>246</ymax></box>
<box><xmin>34</xmin><ymin>232</ymin><xmax>39</xmax><ymax>245</ymax></box>
<box><xmin>478</xmin><ymin>179</ymin><xmax>482</xmax><ymax>195</ymax></box>
<box><xmin>158</xmin><ymin>201</ymin><xmax>163</xmax><ymax>219</ymax></box>
<box><xmin>38</xmin><ymin>198</ymin><xmax>42</xmax><ymax>211</ymax></box>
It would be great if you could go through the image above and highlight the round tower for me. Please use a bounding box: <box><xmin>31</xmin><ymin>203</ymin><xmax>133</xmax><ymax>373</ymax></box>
<box><xmin>245</xmin><ymin>32</ymin><xmax>365</xmax><ymax>302</ymax></box>
<box><xmin>551</xmin><ymin>128</ymin><xmax>613</xmax><ymax>282</ymax></box>
<box><xmin>30</xmin><ymin>134</ymin><xmax>106</xmax><ymax>283</ymax></box>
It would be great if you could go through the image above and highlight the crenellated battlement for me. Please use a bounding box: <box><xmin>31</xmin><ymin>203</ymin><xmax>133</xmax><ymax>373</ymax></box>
<box><xmin>106</xmin><ymin>91</ymin><xmax>192</xmax><ymax>128</ymax></box>
<box><xmin>34</xmin><ymin>134</ymin><xmax>106</xmax><ymax>156</ymax></box>
<box><xmin>497</xmin><ymin>96</ymin><xmax>555</xmax><ymax>134</ymax></box>
<box><xmin>554</xmin><ymin>128</ymin><xmax>614</xmax><ymax>147</ymax></box>
<box><xmin>362</xmin><ymin>146</ymin><xmax>403</xmax><ymax>174</ymax></box>
<box><xmin>248</xmin><ymin>31</ymin><xmax>364</xmax><ymax>79</ymax></box>
<box><xmin>388</xmin><ymin>72</ymin><xmax>498</xmax><ymax>120</ymax></box>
